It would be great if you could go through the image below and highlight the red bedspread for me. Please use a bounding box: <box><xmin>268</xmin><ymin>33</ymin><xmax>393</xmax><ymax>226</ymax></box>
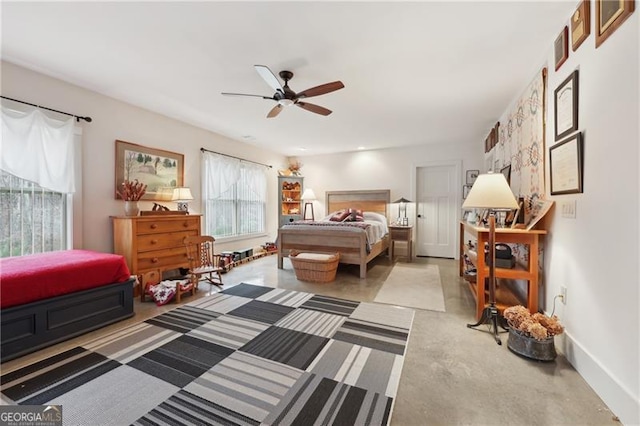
<box><xmin>0</xmin><ymin>250</ymin><xmax>131</xmax><ymax>309</ymax></box>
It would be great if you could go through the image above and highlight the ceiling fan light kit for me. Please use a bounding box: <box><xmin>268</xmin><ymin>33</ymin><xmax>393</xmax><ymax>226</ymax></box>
<box><xmin>222</xmin><ymin>65</ymin><xmax>344</xmax><ymax>118</ymax></box>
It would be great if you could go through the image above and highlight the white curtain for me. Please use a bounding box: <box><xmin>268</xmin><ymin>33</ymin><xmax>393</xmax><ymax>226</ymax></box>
<box><xmin>1</xmin><ymin>106</ymin><xmax>76</xmax><ymax>193</ymax></box>
<box><xmin>203</xmin><ymin>151</ymin><xmax>240</xmax><ymax>199</ymax></box>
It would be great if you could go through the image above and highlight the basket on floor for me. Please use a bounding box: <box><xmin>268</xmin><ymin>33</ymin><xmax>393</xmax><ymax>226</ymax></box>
<box><xmin>289</xmin><ymin>250</ymin><xmax>340</xmax><ymax>283</ymax></box>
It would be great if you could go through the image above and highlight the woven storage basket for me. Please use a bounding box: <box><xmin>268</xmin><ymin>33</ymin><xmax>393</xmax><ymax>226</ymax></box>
<box><xmin>289</xmin><ymin>250</ymin><xmax>340</xmax><ymax>283</ymax></box>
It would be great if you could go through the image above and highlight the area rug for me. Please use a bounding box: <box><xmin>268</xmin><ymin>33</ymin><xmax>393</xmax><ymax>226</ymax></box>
<box><xmin>1</xmin><ymin>283</ymin><xmax>415</xmax><ymax>426</ymax></box>
<box><xmin>374</xmin><ymin>263</ymin><xmax>446</xmax><ymax>312</ymax></box>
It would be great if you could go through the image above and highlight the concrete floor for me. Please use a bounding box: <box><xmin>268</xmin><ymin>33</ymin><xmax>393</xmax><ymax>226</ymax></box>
<box><xmin>1</xmin><ymin>254</ymin><xmax>618</xmax><ymax>425</ymax></box>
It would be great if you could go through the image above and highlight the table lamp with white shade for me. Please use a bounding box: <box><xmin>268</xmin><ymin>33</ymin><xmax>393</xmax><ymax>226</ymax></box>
<box><xmin>301</xmin><ymin>188</ymin><xmax>317</xmax><ymax>220</ymax></box>
<box><xmin>172</xmin><ymin>187</ymin><xmax>194</xmax><ymax>213</ymax></box>
<box><xmin>462</xmin><ymin>172</ymin><xmax>519</xmax><ymax>345</ymax></box>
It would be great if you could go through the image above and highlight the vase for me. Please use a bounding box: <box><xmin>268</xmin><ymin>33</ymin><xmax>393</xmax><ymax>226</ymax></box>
<box><xmin>124</xmin><ymin>200</ymin><xmax>140</xmax><ymax>217</ymax></box>
<box><xmin>507</xmin><ymin>328</ymin><xmax>557</xmax><ymax>361</ymax></box>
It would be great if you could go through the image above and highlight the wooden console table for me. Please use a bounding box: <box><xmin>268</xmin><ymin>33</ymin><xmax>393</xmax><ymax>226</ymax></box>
<box><xmin>459</xmin><ymin>221</ymin><xmax>546</xmax><ymax>321</ymax></box>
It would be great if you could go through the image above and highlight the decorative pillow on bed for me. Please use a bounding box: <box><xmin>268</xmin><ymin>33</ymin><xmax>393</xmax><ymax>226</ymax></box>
<box><xmin>329</xmin><ymin>210</ymin><xmax>350</xmax><ymax>222</ymax></box>
<box><xmin>344</xmin><ymin>208</ymin><xmax>364</xmax><ymax>222</ymax></box>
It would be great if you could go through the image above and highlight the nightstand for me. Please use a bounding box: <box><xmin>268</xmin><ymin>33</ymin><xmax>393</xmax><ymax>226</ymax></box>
<box><xmin>389</xmin><ymin>225</ymin><xmax>413</xmax><ymax>262</ymax></box>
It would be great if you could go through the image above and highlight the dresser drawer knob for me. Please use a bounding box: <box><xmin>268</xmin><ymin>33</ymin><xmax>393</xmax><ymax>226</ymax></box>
<box><xmin>151</xmin><ymin>257</ymin><xmax>159</xmax><ymax>263</ymax></box>
<box><xmin>150</xmin><ymin>223</ymin><xmax>158</xmax><ymax>229</ymax></box>
<box><xmin>183</xmin><ymin>222</ymin><xmax>189</xmax><ymax>228</ymax></box>
<box><xmin>151</xmin><ymin>239</ymin><xmax>158</xmax><ymax>244</ymax></box>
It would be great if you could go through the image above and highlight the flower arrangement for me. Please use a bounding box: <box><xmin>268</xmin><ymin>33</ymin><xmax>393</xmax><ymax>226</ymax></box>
<box><xmin>288</xmin><ymin>159</ymin><xmax>302</xmax><ymax>175</ymax></box>
<box><xmin>117</xmin><ymin>179</ymin><xmax>147</xmax><ymax>201</ymax></box>
<box><xmin>503</xmin><ymin>305</ymin><xmax>564</xmax><ymax>341</ymax></box>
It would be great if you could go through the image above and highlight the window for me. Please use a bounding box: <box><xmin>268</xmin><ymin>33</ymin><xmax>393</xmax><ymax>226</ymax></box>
<box><xmin>202</xmin><ymin>152</ymin><xmax>267</xmax><ymax>239</ymax></box>
<box><xmin>0</xmin><ymin>171</ymin><xmax>67</xmax><ymax>257</ymax></box>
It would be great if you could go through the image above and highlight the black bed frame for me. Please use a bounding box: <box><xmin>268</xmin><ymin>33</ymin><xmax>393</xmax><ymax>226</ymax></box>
<box><xmin>1</xmin><ymin>278</ymin><xmax>135</xmax><ymax>362</ymax></box>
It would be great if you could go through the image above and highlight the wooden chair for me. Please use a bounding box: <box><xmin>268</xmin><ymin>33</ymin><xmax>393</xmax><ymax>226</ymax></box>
<box><xmin>184</xmin><ymin>235</ymin><xmax>224</xmax><ymax>289</ymax></box>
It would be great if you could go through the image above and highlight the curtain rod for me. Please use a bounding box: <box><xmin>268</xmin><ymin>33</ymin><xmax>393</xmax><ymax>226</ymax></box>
<box><xmin>0</xmin><ymin>96</ymin><xmax>92</xmax><ymax>123</ymax></box>
<box><xmin>200</xmin><ymin>147</ymin><xmax>273</xmax><ymax>169</ymax></box>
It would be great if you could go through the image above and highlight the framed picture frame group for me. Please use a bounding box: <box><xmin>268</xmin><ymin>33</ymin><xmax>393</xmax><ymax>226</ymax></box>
<box><xmin>115</xmin><ymin>140</ymin><xmax>184</xmax><ymax>201</ymax></box>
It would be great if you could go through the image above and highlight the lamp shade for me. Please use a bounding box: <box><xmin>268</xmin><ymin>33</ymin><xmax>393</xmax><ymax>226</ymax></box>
<box><xmin>462</xmin><ymin>173</ymin><xmax>518</xmax><ymax>209</ymax></box>
<box><xmin>171</xmin><ymin>187</ymin><xmax>194</xmax><ymax>202</ymax></box>
<box><xmin>393</xmin><ymin>197</ymin><xmax>411</xmax><ymax>204</ymax></box>
<box><xmin>301</xmin><ymin>188</ymin><xmax>317</xmax><ymax>201</ymax></box>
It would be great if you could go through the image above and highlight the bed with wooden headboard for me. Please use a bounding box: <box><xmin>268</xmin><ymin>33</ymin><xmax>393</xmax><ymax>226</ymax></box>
<box><xmin>277</xmin><ymin>189</ymin><xmax>390</xmax><ymax>278</ymax></box>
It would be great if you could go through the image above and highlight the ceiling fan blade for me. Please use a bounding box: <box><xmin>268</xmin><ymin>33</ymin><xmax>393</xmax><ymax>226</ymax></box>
<box><xmin>267</xmin><ymin>104</ymin><xmax>283</xmax><ymax>118</ymax></box>
<box><xmin>221</xmin><ymin>92</ymin><xmax>274</xmax><ymax>100</ymax></box>
<box><xmin>296</xmin><ymin>81</ymin><xmax>344</xmax><ymax>99</ymax></box>
<box><xmin>254</xmin><ymin>65</ymin><xmax>284</xmax><ymax>94</ymax></box>
<box><xmin>296</xmin><ymin>102</ymin><xmax>332</xmax><ymax>116</ymax></box>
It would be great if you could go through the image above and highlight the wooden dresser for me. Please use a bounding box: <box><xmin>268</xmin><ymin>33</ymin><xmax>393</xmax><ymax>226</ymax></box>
<box><xmin>112</xmin><ymin>215</ymin><xmax>201</xmax><ymax>284</ymax></box>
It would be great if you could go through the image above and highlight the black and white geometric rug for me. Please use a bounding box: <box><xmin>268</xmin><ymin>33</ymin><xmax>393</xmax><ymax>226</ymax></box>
<box><xmin>1</xmin><ymin>283</ymin><xmax>415</xmax><ymax>425</ymax></box>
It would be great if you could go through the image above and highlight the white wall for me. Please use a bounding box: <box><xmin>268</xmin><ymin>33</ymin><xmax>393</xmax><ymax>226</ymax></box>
<box><xmin>295</xmin><ymin>142</ymin><xmax>483</xmax><ymax>221</ymax></box>
<box><xmin>1</xmin><ymin>61</ymin><xmax>287</xmax><ymax>254</ymax></box>
<box><xmin>542</xmin><ymin>11</ymin><xmax>638</xmax><ymax>426</ymax></box>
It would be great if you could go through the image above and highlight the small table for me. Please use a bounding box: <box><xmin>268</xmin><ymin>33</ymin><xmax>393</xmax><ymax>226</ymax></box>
<box><xmin>389</xmin><ymin>225</ymin><xmax>413</xmax><ymax>262</ymax></box>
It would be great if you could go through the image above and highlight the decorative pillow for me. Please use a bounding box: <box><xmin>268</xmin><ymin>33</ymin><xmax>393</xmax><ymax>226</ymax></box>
<box><xmin>343</xmin><ymin>208</ymin><xmax>364</xmax><ymax>222</ymax></box>
<box><xmin>329</xmin><ymin>210</ymin><xmax>350</xmax><ymax>222</ymax></box>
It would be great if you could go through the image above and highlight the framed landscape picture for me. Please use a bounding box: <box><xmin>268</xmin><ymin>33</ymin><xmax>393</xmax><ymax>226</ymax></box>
<box><xmin>115</xmin><ymin>140</ymin><xmax>184</xmax><ymax>200</ymax></box>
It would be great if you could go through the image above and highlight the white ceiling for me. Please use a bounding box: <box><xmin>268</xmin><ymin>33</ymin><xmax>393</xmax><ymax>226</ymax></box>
<box><xmin>2</xmin><ymin>1</ymin><xmax>576</xmax><ymax>157</ymax></box>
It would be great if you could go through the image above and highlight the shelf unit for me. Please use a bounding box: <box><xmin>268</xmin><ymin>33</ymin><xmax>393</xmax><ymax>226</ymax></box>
<box><xmin>278</xmin><ymin>175</ymin><xmax>304</xmax><ymax>227</ymax></box>
<box><xmin>459</xmin><ymin>221</ymin><xmax>546</xmax><ymax>321</ymax></box>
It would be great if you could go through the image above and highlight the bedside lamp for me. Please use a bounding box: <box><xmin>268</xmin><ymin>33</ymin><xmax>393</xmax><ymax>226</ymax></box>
<box><xmin>301</xmin><ymin>188</ymin><xmax>316</xmax><ymax>220</ymax></box>
<box><xmin>462</xmin><ymin>172</ymin><xmax>518</xmax><ymax>345</ymax></box>
<box><xmin>393</xmin><ymin>197</ymin><xmax>411</xmax><ymax>226</ymax></box>
<box><xmin>172</xmin><ymin>187</ymin><xmax>194</xmax><ymax>213</ymax></box>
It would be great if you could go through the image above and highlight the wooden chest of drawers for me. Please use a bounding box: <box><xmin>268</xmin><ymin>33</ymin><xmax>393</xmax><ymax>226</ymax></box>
<box><xmin>112</xmin><ymin>214</ymin><xmax>201</xmax><ymax>277</ymax></box>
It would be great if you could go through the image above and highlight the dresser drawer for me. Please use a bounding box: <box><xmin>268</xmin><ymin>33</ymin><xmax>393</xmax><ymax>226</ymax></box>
<box><xmin>137</xmin><ymin>230</ymin><xmax>198</xmax><ymax>253</ymax></box>
<box><xmin>137</xmin><ymin>247</ymin><xmax>190</xmax><ymax>271</ymax></box>
<box><xmin>136</xmin><ymin>217</ymin><xmax>199</xmax><ymax>235</ymax></box>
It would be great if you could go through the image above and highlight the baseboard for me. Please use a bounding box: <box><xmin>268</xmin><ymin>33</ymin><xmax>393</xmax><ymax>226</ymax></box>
<box><xmin>559</xmin><ymin>331</ymin><xmax>639</xmax><ymax>425</ymax></box>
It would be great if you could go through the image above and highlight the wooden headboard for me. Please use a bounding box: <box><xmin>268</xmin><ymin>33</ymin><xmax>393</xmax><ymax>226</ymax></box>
<box><xmin>326</xmin><ymin>190</ymin><xmax>390</xmax><ymax>217</ymax></box>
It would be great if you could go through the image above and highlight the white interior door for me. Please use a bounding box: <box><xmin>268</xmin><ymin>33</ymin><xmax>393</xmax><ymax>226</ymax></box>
<box><xmin>415</xmin><ymin>163</ymin><xmax>458</xmax><ymax>258</ymax></box>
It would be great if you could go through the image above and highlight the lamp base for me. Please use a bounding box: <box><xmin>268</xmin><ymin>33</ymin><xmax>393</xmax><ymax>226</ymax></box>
<box><xmin>467</xmin><ymin>303</ymin><xmax>508</xmax><ymax>345</ymax></box>
<box><xmin>176</xmin><ymin>202</ymin><xmax>189</xmax><ymax>213</ymax></box>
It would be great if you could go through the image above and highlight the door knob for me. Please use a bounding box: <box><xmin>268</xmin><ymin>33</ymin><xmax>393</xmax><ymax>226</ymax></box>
<box><xmin>417</xmin><ymin>214</ymin><xmax>423</xmax><ymax>218</ymax></box>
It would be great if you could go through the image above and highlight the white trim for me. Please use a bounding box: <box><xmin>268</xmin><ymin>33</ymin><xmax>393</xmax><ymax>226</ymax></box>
<box><xmin>560</xmin><ymin>331</ymin><xmax>639</xmax><ymax>425</ymax></box>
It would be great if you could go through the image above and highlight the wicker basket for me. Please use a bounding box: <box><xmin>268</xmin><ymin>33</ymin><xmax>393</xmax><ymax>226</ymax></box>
<box><xmin>289</xmin><ymin>250</ymin><xmax>340</xmax><ymax>283</ymax></box>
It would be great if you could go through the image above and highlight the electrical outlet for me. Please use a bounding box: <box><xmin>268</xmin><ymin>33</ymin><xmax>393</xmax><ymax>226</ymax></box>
<box><xmin>560</xmin><ymin>286</ymin><xmax>567</xmax><ymax>305</ymax></box>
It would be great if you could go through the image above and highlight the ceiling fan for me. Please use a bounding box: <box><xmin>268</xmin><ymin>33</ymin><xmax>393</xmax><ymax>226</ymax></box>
<box><xmin>222</xmin><ymin>65</ymin><xmax>344</xmax><ymax>118</ymax></box>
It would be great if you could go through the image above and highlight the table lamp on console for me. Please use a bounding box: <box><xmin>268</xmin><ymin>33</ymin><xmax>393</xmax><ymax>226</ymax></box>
<box><xmin>462</xmin><ymin>172</ymin><xmax>518</xmax><ymax>344</ymax></box>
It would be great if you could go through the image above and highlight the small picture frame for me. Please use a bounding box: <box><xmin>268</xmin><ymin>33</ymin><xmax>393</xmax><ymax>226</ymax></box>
<box><xmin>500</xmin><ymin>164</ymin><xmax>512</xmax><ymax>185</ymax></box>
<box><xmin>463</xmin><ymin>185</ymin><xmax>472</xmax><ymax>199</ymax></box>
<box><xmin>550</xmin><ymin>132</ymin><xmax>584</xmax><ymax>195</ymax></box>
<box><xmin>466</xmin><ymin>170</ymin><xmax>479</xmax><ymax>185</ymax></box>
<box><xmin>596</xmin><ymin>0</ymin><xmax>635</xmax><ymax>48</ymax></box>
<box><xmin>572</xmin><ymin>0</ymin><xmax>591</xmax><ymax>51</ymax></box>
<box><xmin>555</xmin><ymin>26</ymin><xmax>569</xmax><ymax>71</ymax></box>
<box><xmin>554</xmin><ymin>70</ymin><xmax>579</xmax><ymax>141</ymax></box>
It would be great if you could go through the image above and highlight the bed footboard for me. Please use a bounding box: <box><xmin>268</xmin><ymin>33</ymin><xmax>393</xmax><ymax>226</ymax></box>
<box><xmin>1</xmin><ymin>278</ymin><xmax>135</xmax><ymax>362</ymax></box>
<box><xmin>278</xmin><ymin>228</ymin><xmax>389</xmax><ymax>278</ymax></box>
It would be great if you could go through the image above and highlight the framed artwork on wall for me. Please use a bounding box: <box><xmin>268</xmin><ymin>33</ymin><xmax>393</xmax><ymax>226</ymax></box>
<box><xmin>595</xmin><ymin>0</ymin><xmax>635</xmax><ymax>48</ymax></box>
<box><xmin>115</xmin><ymin>140</ymin><xmax>184</xmax><ymax>201</ymax></box>
<box><xmin>554</xmin><ymin>70</ymin><xmax>579</xmax><ymax>141</ymax></box>
<box><xmin>554</xmin><ymin>26</ymin><xmax>569</xmax><ymax>71</ymax></box>
<box><xmin>500</xmin><ymin>164</ymin><xmax>512</xmax><ymax>185</ymax></box>
<box><xmin>572</xmin><ymin>0</ymin><xmax>591</xmax><ymax>51</ymax></box>
<box><xmin>550</xmin><ymin>132</ymin><xmax>584</xmax><ymax>195</ymax></box>
<box><xmin>466</xmin><ymin>170</ymin><xmax>479</xmax><ymax>185</ymax></box>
